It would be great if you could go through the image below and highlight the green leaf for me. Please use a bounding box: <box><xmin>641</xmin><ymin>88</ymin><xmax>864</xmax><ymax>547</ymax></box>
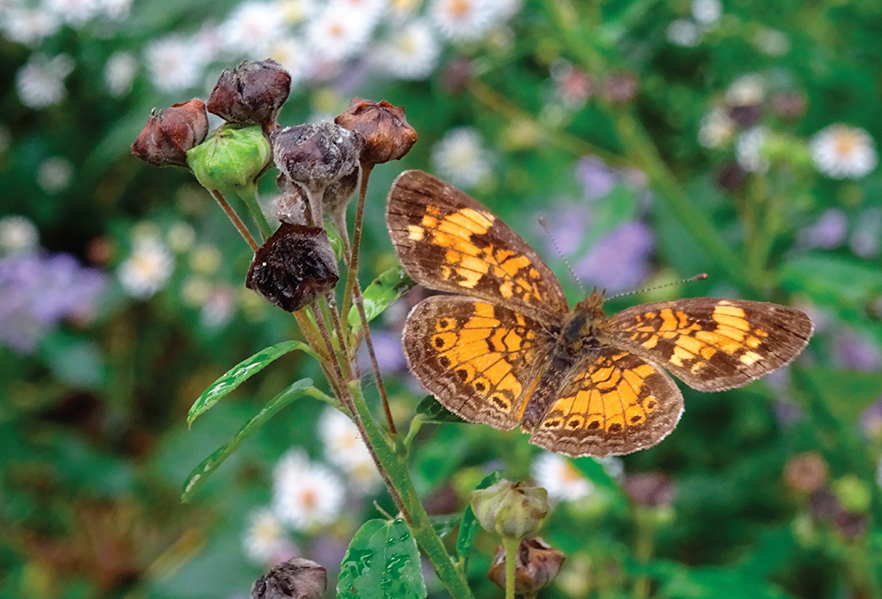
<box><xmin>181</xmin><ymin>379</ymin><xmax>314</xmax><ymax>503</ymax></box>
<box><xmin>797</xmin><ymin>367</ymin><xmax>882</xmax><ymax>425</ymax></box>
<box><xmin>779</xmin><ymin>253</ymin><xmax>882</xmax><ymax>305</ymax></box>
<box><xmin>428</xmin><ymin>514</ymin><xmax>461</xmax><ymax>539</ymax></box>
<box><xmin>188</xmin><ymin>340</ymin><xmax>319</xmax><ymax>427</ymax></box>
<box><xmin>456</xmin><ymin>471</ymin><xmax>502</xmax><ymax>568</ymax></box>
<box><xmin>337</xmin><ymin>518</ymin><xmax>426</xmax><ymax>599</ymax></box>
<box><xmin>348</xmin><ymin>267</ymin><xmax>415</xmax><ymax>334</ymax></box>
<box><xmin>416</xmin><ymin>396</ymin><xmax>466</xmax><ymax>424</ymax></box>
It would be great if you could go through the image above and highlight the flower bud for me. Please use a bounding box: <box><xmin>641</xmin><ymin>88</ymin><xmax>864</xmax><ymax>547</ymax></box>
<box><xmin>187</xmin><ymin>125</ymin><xmax>272</xmax><ymax>192</ymax></box>
<box><xmin>334</xmin><ymin>98</ymin><xmax>418</xmax><ymax>165</ymax></box>
<box><xmin>246</xmin><ymin>222</ymin><xmax>339</xmax><ymax>312</ymax></box>
<box><xmin>487</xmin><ymin>537</ymin><xmax>565</xmax><ymax>596</ymax></box>
<box><xmin>271</xmin><ymin>122</ymin><xmax>362</xmax><ymax>194</ymax></box>
<box><xmin>470</xmin><ymin>480</ymin><xmax>549</xmax><ymax>541</ymax></box>
<box><xmin>250</xmin><ymin>557</ymin><xmax>327</xmax><ymax>599</ymax></box>
<box><xmin>132</xmin><ymin>99</ymin><xmax>209</xmax><ymax>167</ymax></box>
<box><xmin>783</xmin><ymin>452</ymin><xmax>828</xmax><ymax>494</ymax></box>
<box><xmin>208</xmin><ymin>59</ymin><xmax>291</xmax><ymax>130</ymax></box>
<box><xmin>622</xmin><ymin>472</ymin><xmax>674</xmax><ymax>507</ymax></box>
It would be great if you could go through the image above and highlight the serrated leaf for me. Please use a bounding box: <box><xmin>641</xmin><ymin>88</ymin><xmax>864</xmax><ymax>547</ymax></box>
<box><xmin>188</xmin><ymin>340</ymin><xmax>318</xmax><ymax>427</ymax></box>
<box><xmin>456</xmin><ymin>471</ymin><xmax>501</xmax><ymax>568</ymax></box>
<box><xmin>181</xmin><ymin>378</ymin><xmax>314</xmax><ymax>503</ymax></box>
<box><xmin>337</xmin><ymin>518</ymin><xmax>426</xmax><ymax>599</ymax></box>
<box><xmin>348</xmin><ymin>267</ymin><xmax>415</xmax><ymax>334</ymax></box>
<box><xmin>416</xmin><ymin>396</ymin><xmax>466</xmax><ymax>424</ymax></box>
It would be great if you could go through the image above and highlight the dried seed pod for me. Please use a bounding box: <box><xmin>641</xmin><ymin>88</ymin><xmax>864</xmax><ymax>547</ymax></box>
<box><xmin>250</xmin><ymin>557</ymin><xmax>327</xmax><ymax>599</ymax></box>
<box><xmin>208</xmin><ymin>59</ymin><xmax>291</xmax><ymax>130</ymax></box>
<box><xmin>334</xmin><ymin>97</ymin><xmax>418</xmax><ymax>165</ymax></box>
<box><xmin>131</xmin><ymin>99</ymin><xmax>209</xmax><ymax>167</ymax></box>
<box><xmin>487</xmin><ymin>537</ymin><xmax>565</xmax><ymax>595</ymax></box>
<box><xmin>246</xmin><ymin>223</ymin><xmax>339</xmax><ymax>312</ymax></box>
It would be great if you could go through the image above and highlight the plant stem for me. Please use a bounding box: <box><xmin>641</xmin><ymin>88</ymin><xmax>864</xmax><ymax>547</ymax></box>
<box><xmin>633</xmin><ymin>508</ymin><xmax>656</xmax><ymax>599</ymax></box>
<box><xmin>502</xmin><ymin>537</ymin><xmax>518</xmax><ymax>599</ymax></box>
<box><xmin>341</xmin><ymin>163</ymin><xmax>372</xmax><ymax>320</ymax></box>
<box><xmin>209</xmin><ymin>189</ymin><xmax>259</xmax><ymax>251</ymax></box>
<box><xmin>235</xmin><ymin>186</ymin><xmax>274</xmax><ymax>240</ymax></box>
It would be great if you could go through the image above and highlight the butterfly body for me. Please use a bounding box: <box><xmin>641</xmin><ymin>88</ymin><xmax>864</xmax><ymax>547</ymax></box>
<box><xmin>388</xmin><ymin>170</ymin><xmax>813</xmax><ymax>457</ymax></box>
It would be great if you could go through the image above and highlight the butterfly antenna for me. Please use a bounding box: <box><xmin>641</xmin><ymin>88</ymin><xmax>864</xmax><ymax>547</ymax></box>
<box><xmin>607</xmin><ymin>273</ymin><xmax>708</xmax><ymax>301</ymax></box>
<box><xmin>538</xmin><ymin>216</ymin><xmax>586</xmax><ymax>297</ymax></box>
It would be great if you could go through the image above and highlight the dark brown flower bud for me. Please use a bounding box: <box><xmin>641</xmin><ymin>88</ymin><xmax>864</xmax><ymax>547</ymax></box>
<box><xmin>250</xmin><ymin>557</ymin><xmax>327</xmax><ymax>599</ymax></box>
<box><xmin>784</xmin><ymin>452</ymin><xmax>828</xmax><ymax>494</ymax></box>
<box><xmin>487</xmin><ymin>537</ymin><xmax>565</xmax><ymax>596</ymax></box>
<box><xmin>131</xmin><ymin>99</ymin><xmax>209</xmax><ymax>167</ymax></box>
<box><xmin>600</xmin><ymin>72</ymin><xmax>638</xmax><ymax>104</ymax></box>
<box><xmin>334</xmin><ymin>98</ymin><xmax>418</xmax><ymax>164</ymax></box>
<box><xmin>246</xmin><ymin>222</ymin><xmax>339</xmax><ymax>312</ymax></box>
<box><xmin>622</xmin><ymin>472</ymin><xmax>674</xmax><ymax>507</ymax></box>
<box><xmin>208</xmin><ymin>59</ymin><xmax>291</xmax><ymax>130</ymax></box>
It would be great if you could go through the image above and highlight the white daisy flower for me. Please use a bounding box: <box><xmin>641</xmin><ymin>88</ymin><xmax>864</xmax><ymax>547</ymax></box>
<box><xmin>268</xmin><ymin>37</ymin><xmax>311</xmax><ymax>88</ymax></box>
<box><xmin>117</xmin><ymin>236</ymin><xmax>175</xmax><ymax>299</ymax></box>
<box><xmin>104</xmin><ymin>51</ymin><xmax>137</xmax><ymax>97</ymax></box>
<box><xmin>388</xmin><ymin>0</ymin><xmax>420</xmax><ymax>20</ymax></box>
<box><xmin>144</xmin><ymin>36</ymin><xmax>205</xmax><ymax>93</ymax></box>
<box><xmin>37</xmin><ymin>156</ymin><xmax>74</xmax><ymax>193</ymax></box>
<box><xmin>45</xmin><ymin>0</ymin><xmax>101</xmax><ymax>26</ymax></box>
<box><xmin>725</xmin><ymin>73</ymin><xmax>765</xmax><ymax>107</ymax></box>
<box><xmin>373</xmin><ymin>20</ymin><xmax>440</xmax><ymax>80</ymax></box>
<box><xmin>666</xmin><ymin>19</ymin><xmax>700</xmax><ymax>47</ymax></box>
<box><xmin>243</xmin><ymin>507</ymin><xmax>291</xmax><ymax>564</ymax></box>
<box><xmin>0</xmin><ymin>7</ymin><xmax>61</xmax><ymax>46</ymax></box>
<box><xmin>278</xmin><ymin>0</ymin><xmax>317</xmax><ymax>24</ymax></box>
<box><xmin>753</xmin><ymin>27</ymin><xmax>790</xmax><ymax>57</ymax></box>
<box><xmin>809</xmin><ymin>124</ymin><xmax>877</xmax><ymax>180</ymax></box>
<box><xmin>15</xmin><ymin>53</ymin><xmax>74</xmax><ymax>109</ymax></box>
<box><xmin>690</xmin><ymin>0</ymin><xmax>721</xmax><ymax>25</ymax></box>
<box><xmin>430</xmin><ymin>127</ymin><xmax>493</xmax><ymax>189</ymax></box>
<box><xmin>531</xmin><ymin>452</ymin><xmax>595</xmax><ymax>503</ymax></box>
<box><xmin>305</xmin><ymin>1</ymin><xmax>374</xmax><ymax>63</ymax></box>
<box><xmin>0</xmin><ymin>215</ymin><xmax>39</xmax><ymax>255</ymax></box>
<box><xmin>735</xmin><ymin>126</ymin><xmax>770</xmax><ymax>174</ymax></box>
<box><xmin>697</xmin><ymin>107</ymin><xmax>735</xmax><ymax>149</ymax></box>
<box><xmin>272</xmin><ymin>449</ymin><xmax>345</xmax><ymax>531</ymax></box>
<box><xmin>219</xmin><ymin>1</ymin><xmax>287</xmax><ymax>56</ymax></box>
<box><xmin>429</xmin><ymin>0</ymin><xmax>495</xmax><ymax>43</ymax></box>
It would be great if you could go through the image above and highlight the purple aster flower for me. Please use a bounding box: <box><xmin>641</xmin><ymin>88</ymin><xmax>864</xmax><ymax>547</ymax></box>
<box><xmin>575</xmin><ymin>155</ymin><xmax>617</xmax><ymax>200</ymax></box>
<box><xmin>797</xmin><ymin>208</ymin><xmax>848</xmax><ymax>250</ymax></box>
<box><xmin>574</xmin><ymin>221</ymin><xmax>654</xmax><ymax>294</ymax></box>
<box><xmin>859</xmin><ymin>397</ymin><xmax>882</xmax><ymax>440</ymax></box>
<box><xmin>358</xmin><ymin>329</ymin><xmax>406</xmax><ymax>374</ymax></box>
<box><xmin>0</xmin><ymin>251</ymin><xmax>106</xmax><ymax>354</ymax></box>
<box><xmin>833</xmin><ymin>329</ymin><xmax>882</xmax><ymax>372</ymax></box>
<box><xmin>541</xmin><ymin>204</ymin><xmax>592</xmax><ymax>258</ymax></box>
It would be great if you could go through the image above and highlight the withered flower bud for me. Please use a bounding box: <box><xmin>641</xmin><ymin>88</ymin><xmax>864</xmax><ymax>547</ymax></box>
<box><xmin>246</xmin><ymin>222</ymin><xmax>339</xmax><ymax>312</ymax></box>
<box><xmin>784</xmin><ymin>452</ymin><xmax>828</xmax><ymax>494</ymax></box>
<box><xmin>487</xmin><ymin>537</ymin><xmax>565</xmax><ymax>596</ymax></box>
<box><xmin>334</xmin><ymin>98</ymin><xmax>418</xmax><ymax>164</ymax></box>
<box><xmin>208</xmin><ymin>59</ymin><xmax>292</xmax><ymax>130</ymax></box>
<box><xmin>250</xmin><ymin>557</ymin><xmax>327</xmax><ymax>599</ymax></box>
<box><xmin>131</xmin><ymin>99</ymin><xmax>209</xmax><ymax>167</ymax></box>
<box><xmin>471</xmin><ymin>480</ymin><xmax>549</xmax><ymax>541</ymax></box>
<box><xmin>600</xmin><ymin>72</ymin><xmax>638</xmax><ymax>104</ymax></box>
<box><xmin>622</xmin><ymin>472</ymin><xmax>674</xmax><ymax>507</ymax></box>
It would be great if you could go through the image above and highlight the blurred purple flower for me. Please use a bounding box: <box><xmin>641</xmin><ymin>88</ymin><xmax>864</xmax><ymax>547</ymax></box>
<box><xmin>574</xmin><ymin>221</ymin><xmax>654</xmax><ymax>294</ymax></box>
<box><xmin>541</xmin><ymin>204</ymin><xmax>591</xmax><ymax>257</ymax></box>
<box><xmin>358</xmin><ymin>329</ymin><xmax>406</xmax><ymax>374</ymax></box>
<box><xmin>833</xmin><ymin>329</ymin><xmax>882</xmax><ymax>372</ymax></box>
<box><xmin>859</xmin><ymin>397</ymin><xmax>882</xmax><ymax>440</ymax></box>
<box><xmin>0</xmin><ymin>251</ymin><xmax>106</xmax><ymax>354</ymax></box>
<box><xmin>575</xmin><ymin>156</ymin><xmax>617</xmax><ymax>200</ymax></box>
<box><xmin>797</xmin><ymin>208</ymin><xmax>848</xmax><ymax>250</ymax></box>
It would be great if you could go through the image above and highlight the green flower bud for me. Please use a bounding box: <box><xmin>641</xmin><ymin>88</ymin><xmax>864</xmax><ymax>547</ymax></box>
<box><xmin>470</xmin><ymin>479</ymin><xmax>549</xmax><ymax>541</ymax></box>
<box><xmin>832</xmin><ymin>474</ymin><xmax>871</xmax><ymax>514</ymax></box>
<box><xmin>187</xmin><ymin>125</ymin><xmax>271</xmax><ymax>192</ymax></box>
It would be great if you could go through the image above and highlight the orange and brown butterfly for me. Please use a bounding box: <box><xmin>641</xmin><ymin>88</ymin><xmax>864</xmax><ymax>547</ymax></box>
<box><xmin>386</xmin><ymin>170</ymin><xmax>814</xmax><ymax>458</ymax></box>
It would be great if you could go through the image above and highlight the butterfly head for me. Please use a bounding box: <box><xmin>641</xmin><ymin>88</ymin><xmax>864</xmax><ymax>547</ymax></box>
<box><xmin>560</xmin><ymin>289</ymin><xmax>606</xmax><ymax>352</ymax></box>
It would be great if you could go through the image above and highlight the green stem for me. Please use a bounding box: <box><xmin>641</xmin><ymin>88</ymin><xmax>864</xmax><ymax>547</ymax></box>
<box><xmin>502</xmin><ymin>537</ymin><xmax>519</xmax><ymax>599</ymax></box>
<box><xmin>633</xmin><ymin>508</ymin><xmax>656</xmax><ymax>599</ymax></box>
<box><xmin>235</xmin><ymin>185</ymin><xmax>274</xmax><ymax>240</ymax></box>
<box><xmin>348</xmin><ymin>381</ymin><xmax>475</xmax><ymax>599</ymax></box>
<box><xmin>209</xmin><ymin>189</ymin><xmax>259</xmax><ymax>252</ymax></box>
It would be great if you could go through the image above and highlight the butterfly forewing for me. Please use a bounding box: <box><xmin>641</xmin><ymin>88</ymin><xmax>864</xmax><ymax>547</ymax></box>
<box><xmin>387</xmin><ymin>170</ymin><xmax>569</xmax><ymax>322</ymax></box>
<box><xmin>602</xmin><ymin>298</ymin><xmax>814</xmax><ymax>392</ymax></box>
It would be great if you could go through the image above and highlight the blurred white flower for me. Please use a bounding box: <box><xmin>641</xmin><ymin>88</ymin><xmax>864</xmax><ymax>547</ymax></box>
<box><xmin>166</xmin><ymin>222</ymin><xmax>196</xmax><ymax>253</ymax></box>
<box><xmin>698</xmin><ymin>107</ymin><xmax>735</xmax><ymax>149</ymax></box>
<box><xmin>273</xmin><ymin>449</ymin><xmax>345</xmax><ymax>531</ymax></box>
<box><xmin>306</xmin><ymin>1</ymin><xmax>375</xmax><ymax>63</ymax></box>
<box><xmin>725</xmin><ymin>73</ymin><xmax>765</xmax><ymax>107</ymax></box>
<box><xmin>243</xmin><ymin>508</ymin><xmax>291</xmax><ymax>564</ymax></box>
<box><xmin>180</xmin><ymin>275</ymin><xmax>212</xmax><ymax>307</ymax></box>
<box><xmin>269</xmin><ymin>37</ymin><xmax>311</xmax><ymax>88</ymax></box>
<box><xmin>430</xmin><ymin>0</ymin><xmax>495</xmax><ymax>43</ymax></box>
<box><xmin>0</xmin><ymin>7</ymin><xmax>60</xmax><ymax>46</ymax></box>
<box><xmin>117</xmin><ymin>236</ymin><xmax>175</xmax><ymax>299</ymax></box>
<box><xmin>220</xmin><ymin>1</ymin><xmax>287</xmax><ymax>56</ymax></box>
<box><xmin>666</xmin><ymin>19</ymin><xmax>700</xmax><ymax>47</ymax></box>
<box><xmin>374</xmin><ymin>20</ymin><xmax>440</xmax><ymax>80</ymax></box>
<box><xmin>201</xmin><ymin>285</ymin><xmax>237</xmax><ymax>329</ymax></box>
<box><xmin>754</xmin><ymin>27</ymin><xmax>790</xmax><ymax>56</ymax></box>
<box><xmin>189</xmin><ymin>244</ymin><xmax>222</xmax><ymax>275</ymax></box>
<box><xmin>596</xmin><ymin>456</ymin><xmax>624</xmax><ymax>480</ymax></box>
<box><xmin>144</xmin><ymin>36</ymin><xmax>204</xmax><ymax>93</ymax></box>
<box><xmin>278</xmin><ymin>0</ymin><xmax>317</xmax><ymax>24</ymax></box>
<box><xmin>46</xmin><ymin>0</ymin><xmax>101</xmax><ymax>25</ymax></box>
<box><xmin>690</xmin><ymin>0</ymin><xmax>721</xmax><ymax>25</ymax></box>
<box><xmin>531</xmin><ymin>452</ymin><xmax>595</xmax><ymax>502</ymax></box>
<box><xmin>15</xmin><ymin>53</ymin><xmax>74</xmax><ymax>109</ymax></box>
<box><xmin>37</xmin><ymin>156</ymin><xmax>74</xmax><ymax>193</ymax></box>
<box><xmin>97</xmin><ymin>0</ymin><xmax>133</xmax><ymax>20</ymax></box>
<box><xmin>104</xmin><ymin>51</ymin><xmax>137</xmax><ymax>97</ymax></box>
<box><xmin>0</xmin><ymin>216</ymin><xmax>39</xmax><ymax>255</ymax></box>
<box><xmin>319</xmin><ymin>408</ymin><xmax>382</xmax><ymax>493</ymax></box>
<box><xmin>735</xmin><ymin>126</ymin><xmax>770</xmax><ymax>174</ymax></box>
<box><xmin>809</xmin><ymin>124</ymin><xmax>877</xmax><ymax>180</ymax></box>
<box><xmin>430</xmin><ymin>127</ymin><xmax>493</xmax><ymax>189</ymax></box>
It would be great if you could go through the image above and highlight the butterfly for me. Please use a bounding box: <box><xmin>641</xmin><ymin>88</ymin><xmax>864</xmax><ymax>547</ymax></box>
<box><xmin>386</xmin><ymin>170</ymin><xmax>814</xmax><ymax>457</ymax></box>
